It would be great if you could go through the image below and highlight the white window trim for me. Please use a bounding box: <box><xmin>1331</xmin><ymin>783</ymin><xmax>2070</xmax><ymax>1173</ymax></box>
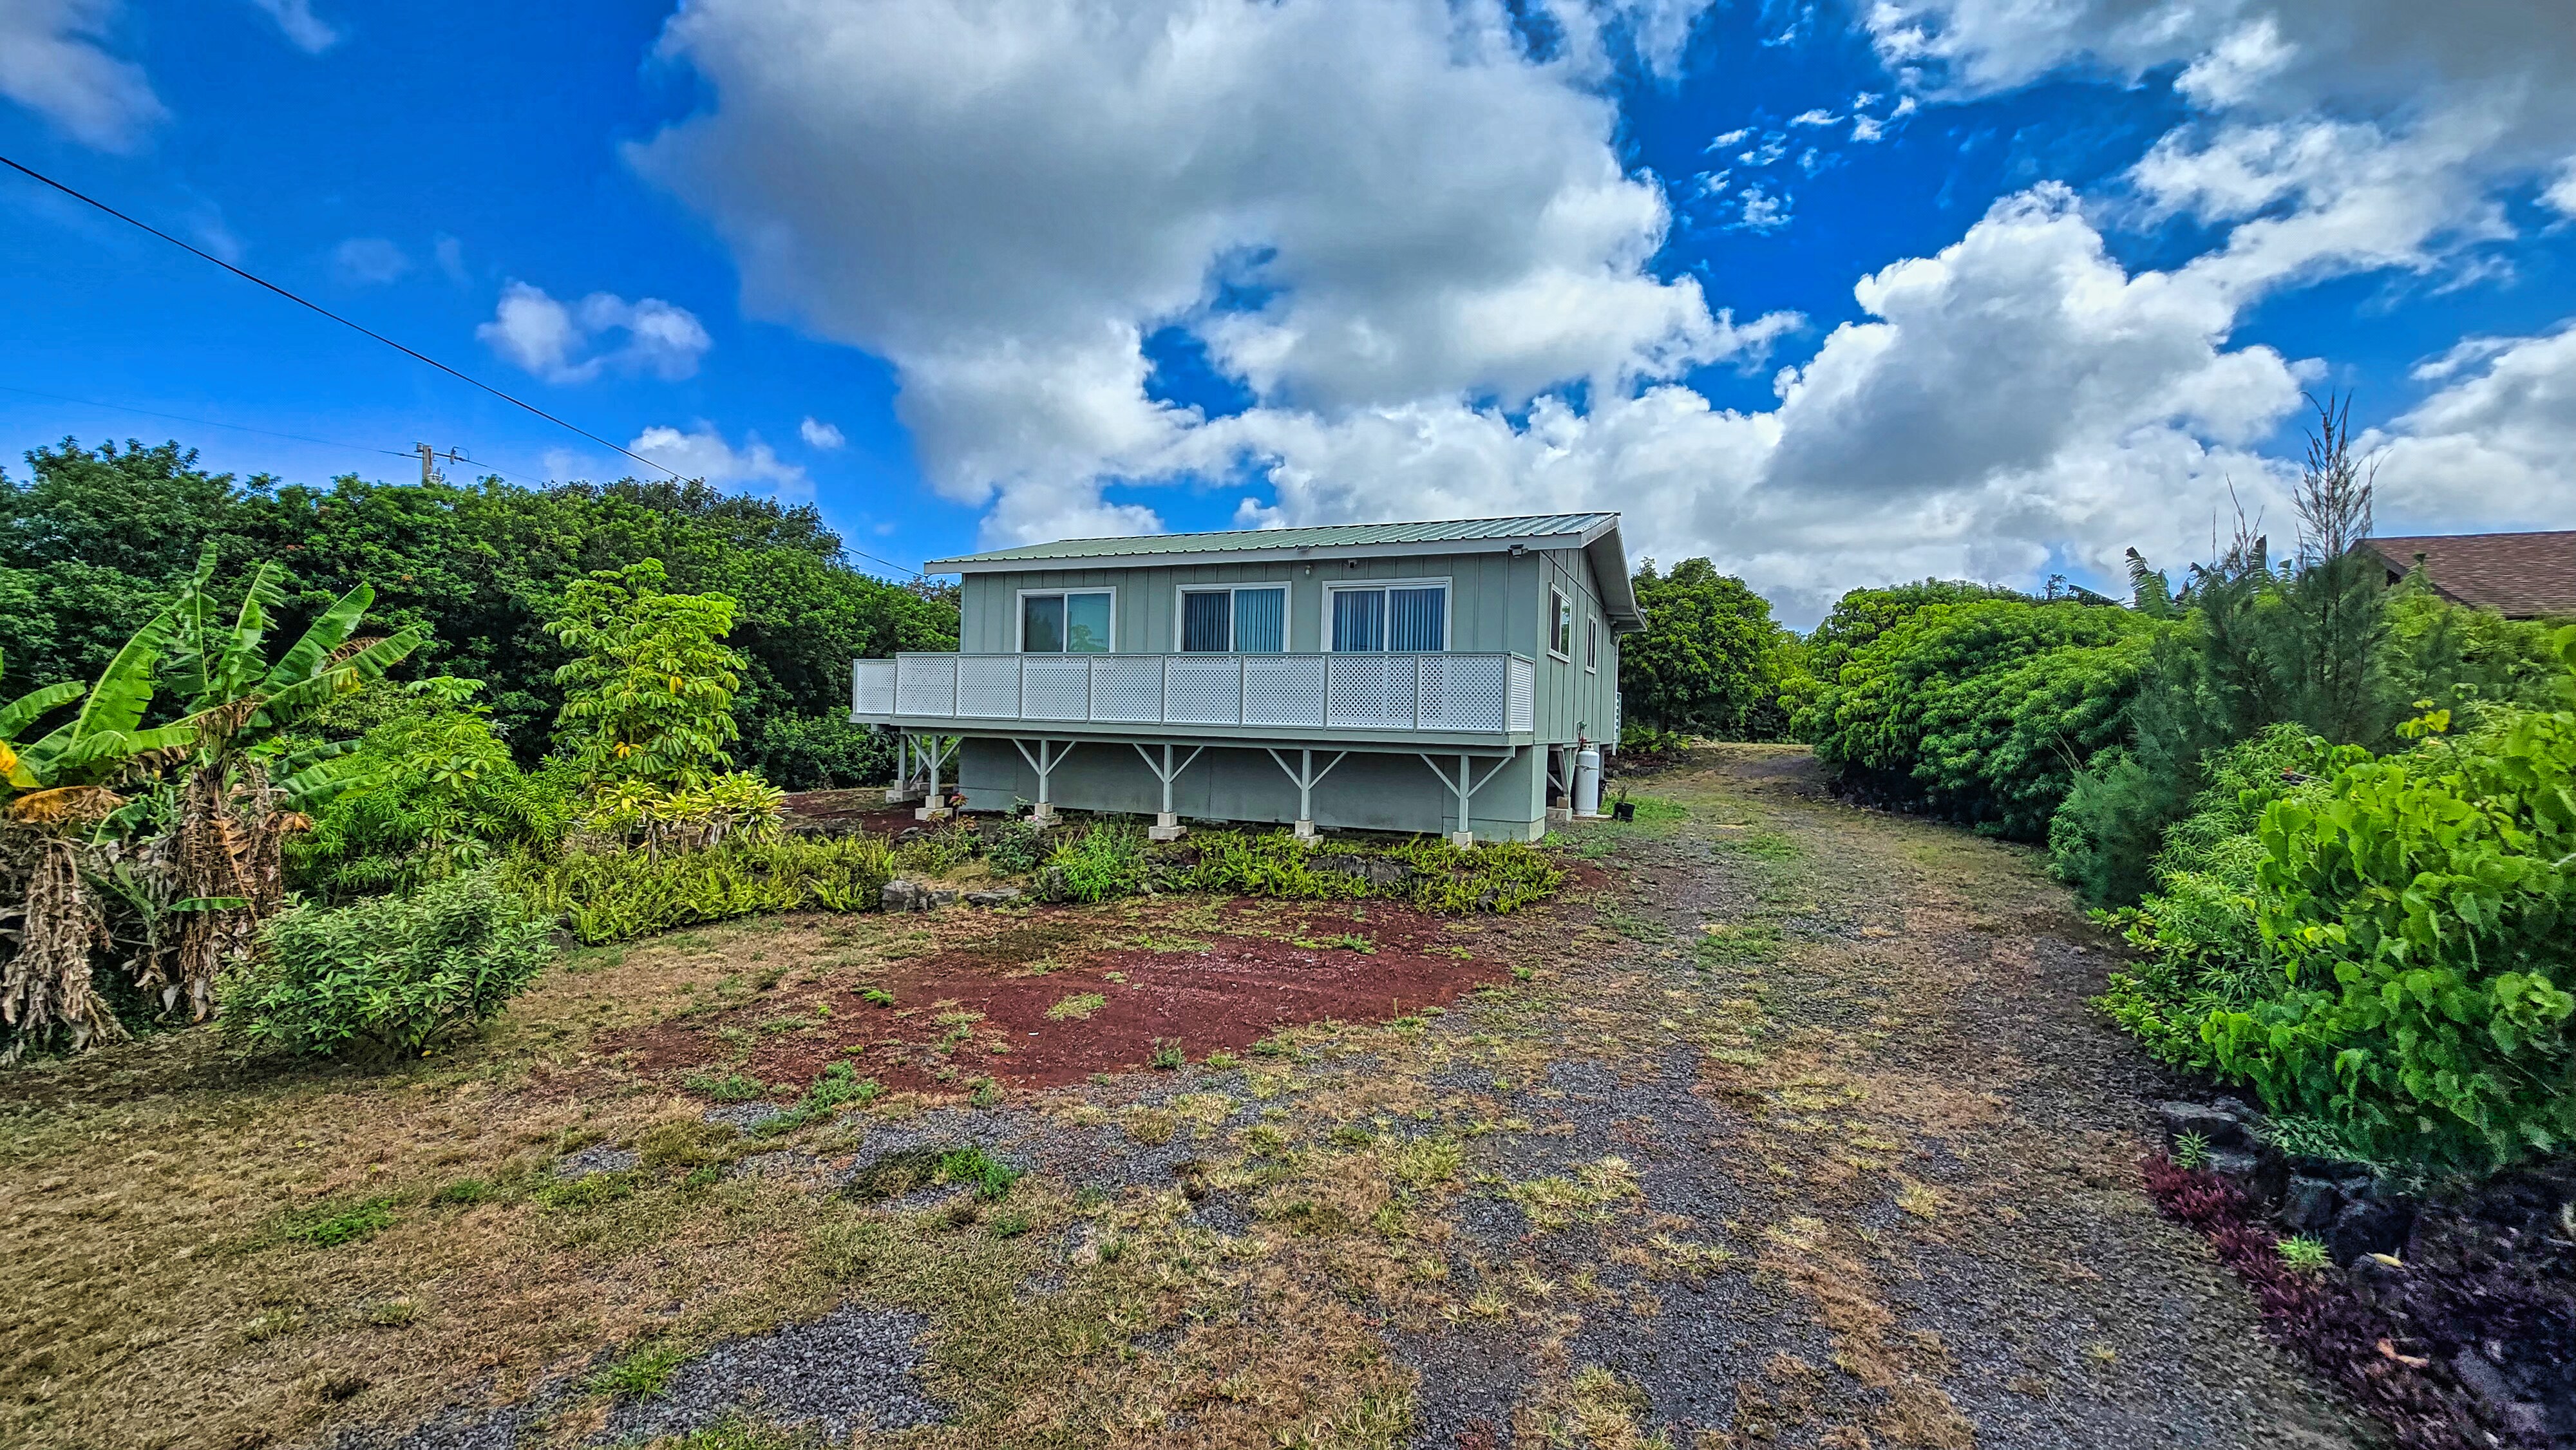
<box><xmin>1585</xmin><ymin>614</ymin><xmax>1598</xmax><ymax>673</ymax></box>
<box><xmin>1320</xmin><ymin>575</ymin><xmax>1453</xmax><ymax>652</ymax></box>
<box><xmin>1014</xmin><ymin>587</ymin><xmax>1117</xmax><ymax>654</ymax></box>
<box><xmin>1171</xmin><ymin>582</ymin><xmax>1290</xmax><ymax>653</ymax></box>
<box><xmin>1548</xmin><ymin>585</ymin><xmax>1573</xmax><ymax>661</ymax></box>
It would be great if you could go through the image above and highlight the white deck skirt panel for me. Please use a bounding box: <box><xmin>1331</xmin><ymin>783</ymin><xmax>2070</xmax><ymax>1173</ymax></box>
<box><xmin>855</xmin><ymin>653</ymin><xmax>1534</xmax><ymax>737</ymax></box>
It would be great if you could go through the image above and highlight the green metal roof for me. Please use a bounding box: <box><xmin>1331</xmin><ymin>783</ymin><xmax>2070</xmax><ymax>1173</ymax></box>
<box><xmin>923</xmin><ymin>513</ymin><xmax>1620</xmax><ymax>569</ymax></box>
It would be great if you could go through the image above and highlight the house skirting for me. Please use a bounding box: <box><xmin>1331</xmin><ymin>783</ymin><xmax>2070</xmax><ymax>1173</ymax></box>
<box><xmin>950</xmin><ymin>737</ymin><xmax>1546</xmax><ymax>842</ymax></box>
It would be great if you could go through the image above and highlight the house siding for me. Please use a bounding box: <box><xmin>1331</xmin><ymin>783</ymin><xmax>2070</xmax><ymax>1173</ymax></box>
<box><xmin>920</xmin><ymin>536</ymin><xmax>1624</xmax><ymax>838</ymax></box>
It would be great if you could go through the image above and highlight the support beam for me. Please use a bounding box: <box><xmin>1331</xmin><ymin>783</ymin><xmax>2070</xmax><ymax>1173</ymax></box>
<box><xmin>1132</xmin><ymin>742</ymin><xmax>1206</xmax><ymax>840</ymax></box>
<box><xmin>1009</xmin><ymin>738</ymin><xmax>1075</xmax><ymax>824</ymax></box>
<box><xmin>886</xmin><ymin>733</ymin><xmax>914</xmax><ymax>804</ymax></box>
<box><xmin>1417</xmin><ymin>747</ymin><xmax>1519</xmax><ymax>847</ymax></box>
<box><xmin>913</xmin><ymin>733</ymin><xmax>959</xmax><ymax>820</ymax></box>
<box><xmin>1264</xmin><ymin>747</ymin><xmax>1347</xmax><ymax>841</ymax></box>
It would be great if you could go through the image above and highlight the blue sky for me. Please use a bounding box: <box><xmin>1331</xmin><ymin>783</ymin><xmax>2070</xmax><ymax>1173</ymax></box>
<box><xmin>4</xmin><ymin>0</ymin><xmax>2572</xmax><ymax>623</ymax></box>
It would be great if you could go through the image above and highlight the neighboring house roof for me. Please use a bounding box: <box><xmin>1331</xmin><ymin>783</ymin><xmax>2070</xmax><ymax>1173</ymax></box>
<box><xmin>927</xmin><ymin>513</ymin><xmax>1643</xmax><ymax>628</ymax></box>
<box><xmin>2356</xmin><ymin>531</ymin><xmax>2576</xmax><ymax>619</ymax></box>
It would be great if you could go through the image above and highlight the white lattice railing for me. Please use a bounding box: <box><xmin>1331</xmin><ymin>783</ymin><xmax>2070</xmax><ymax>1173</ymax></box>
<box><xmin>854</xmin><ymin>653</ymin><xmax>1536</xmax><ymax>735</ymax></box>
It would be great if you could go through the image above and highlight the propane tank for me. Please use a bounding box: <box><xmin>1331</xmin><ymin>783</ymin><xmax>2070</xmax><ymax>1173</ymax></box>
<box><xmin>1573</xmin><ymin>744</ymin><xmax>1604</xmax><ymax>818</ymax></box>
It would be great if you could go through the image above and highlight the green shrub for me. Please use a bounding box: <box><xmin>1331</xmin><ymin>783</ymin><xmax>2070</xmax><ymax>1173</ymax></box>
<box><xmin>2092</xmin><ymin>726</ymin><xmax>2358</xmax><ymax>1071</ymax></box>
<box><xmin>1804</xmin><ymin>596</ymin><xmax>2163</xmax><ymax>840</ymax></box>
<box><xmin>223</xmin><ymin>871</ymin><xmax>552</xmax><ymax>1059</ymax></box>
<box><xmin>506</xmin><ymin>834</ymin><xmax>896</xmax><ymax>944</ymax></box>
<box><xmin>746</xmin><ymin>710</ymin><xmax>896</xmax><ymax>791</ymax></box>
<box><xmin>2209</xmin><ymin>688</ymin><xmax>2576</xmax><ymax>1169</ymax></box>
<box><xmin>1045</xmin><ymin>823</ymin><xmax>1148</xmax><ymax>903</ymax></box>
<box><xmin>937</xmin><ymin>1145</ymin><xmax>1023</xmax><ymax>1199</ymax></box>
<box><xmin>983</xmin><ymin>816</ymin><xmax>1049</xmax><ymax>875</ymax></box>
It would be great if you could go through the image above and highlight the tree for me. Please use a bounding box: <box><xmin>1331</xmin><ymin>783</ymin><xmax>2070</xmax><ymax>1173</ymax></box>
<box><xmin>547</xmin><ymin>559</ymin><xmax>744</xmax><ymax>791</ymax></box>
<box><xmin>1620</xmin><ymin>559</ymin><xmax>1798</xmax><ymax>739</ymax></box>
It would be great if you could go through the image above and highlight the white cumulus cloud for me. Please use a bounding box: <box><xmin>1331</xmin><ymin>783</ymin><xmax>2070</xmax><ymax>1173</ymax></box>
<box><xmin>331</xmin><ymin>237</ymin><xmax>410</xmax><ymax>286</ymax></box>
<box><xmin>628</xmin><ymin>424</ymin><xmax>810</xmax><ymax>497</ymax></box>
<box><xmin>0</xmin><ymin>0</ymin><xmax>164</xmax><ymax>151</ymax></box>
<box><xmin>477</xmin><ymin>281</ymin><xmax>712</xmax><ymax>384</ymax></box>
<box><xmin>2372</xmin><ymin>319</ymin><xmax>2576</xmax><ymax>526</ymax></box>
<box><xmin>799</xmin><ymin>417</ymin><xmax>846</xmax><ymax>449</ymax></box>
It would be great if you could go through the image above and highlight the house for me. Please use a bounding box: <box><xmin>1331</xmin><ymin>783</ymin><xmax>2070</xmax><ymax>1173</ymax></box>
<box><xmin>849</xmin><ymin>514</ymin><xmax>1641</xmax><ymax>843</ymax></box>
<box><xmin>2356</xmin><ymin>531</ymin><xmax>2576</xmax><ymax>619</ymax></box>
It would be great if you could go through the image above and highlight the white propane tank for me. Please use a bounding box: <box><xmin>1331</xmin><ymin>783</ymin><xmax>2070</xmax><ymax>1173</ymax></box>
<box><xmin>1573</xmin><ymin>744</ymin><xmax>1604</xmax><ymax>818</ymax></box>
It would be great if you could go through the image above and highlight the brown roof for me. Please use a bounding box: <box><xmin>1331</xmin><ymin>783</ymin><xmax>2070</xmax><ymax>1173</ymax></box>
<box><xmin>2358</xmin><ymin>531</ymin><xmax>2576</xmax><ymax>619</ymax></box>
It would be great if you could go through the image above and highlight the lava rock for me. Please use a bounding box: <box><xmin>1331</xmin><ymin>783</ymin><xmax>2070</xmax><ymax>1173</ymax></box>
<box><xmin>2208</xmin><ymin>1146</ymin><xmax>2288</xmax><ymax>1205</ymax></box>
<box><xmin>2282</xmin><ymin>1174</ymin><xmax>2342</xmax><ymax>1234</ymax></box>
<box><xmin>963</xmin><ymin>887</ymin><xmax>1023</xmax><ymax>907</ymax></box>
<box><xmin>2158</xmin><ymin>1100</ymin><xmax>2249</xmax><ymax>1150</ymax></box>
<box><xmin>2327</xmin><ymin>1196</ymin><xmax>2414</xmax><ymax>1265</ymax></box>
<box><xmin>1312</xmin><ymin>852</ymin><xmax>1411</xmax><ymax>890</ymax></box>
<box><xmin>882</xmin><ymin>879</ymin><xmax>961</xmax><ymax>912</ymax></box>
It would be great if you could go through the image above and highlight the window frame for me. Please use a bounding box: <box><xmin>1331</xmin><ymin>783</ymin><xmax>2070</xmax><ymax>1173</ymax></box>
<box><xmin>1321</xmin><ymin>576</ymin><xmax>1452</xmax><ymax>653</ymax></box>
<box><xmin>1585</xmin><ymin>614</ymin><xmax>1598</xmax><ymax>673</ymax></box>
<box><xmin>1548</xmin><ymin>585</ymin><xmax>1573</xmax><ymax>661</ymax></box>
<box><xmin>1014</xmin><ymin>587</ymin><xmax>1117</xmax><ymax>654</ymax></box>
<box><xmin>1171</xmin><ymin>583</ymin><xmax>1289</xmax><ymax>653</ymax></box>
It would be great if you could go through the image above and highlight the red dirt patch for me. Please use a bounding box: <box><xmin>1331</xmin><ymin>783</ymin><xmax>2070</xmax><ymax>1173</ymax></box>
<box><xmin>779</xmin><ymin>789</ymin><xmax>926</xmax><ymax>838</ymax></box>
<box><xmin>609</xmin><ymin>898</ymin><xmax>1502</xmax><ymax>1095</ymax></box>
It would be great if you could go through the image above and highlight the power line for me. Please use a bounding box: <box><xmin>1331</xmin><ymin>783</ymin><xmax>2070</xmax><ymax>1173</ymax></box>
<box><xmin>0</xmin><ymin>383</ymin><xmax>554</xmax><ymax>487</ymax></box>
<box><xmin>0</xmin><ymin>152</ymin><xmax>688</xmax><ymax>485</ymax></box>
<box><xmin>1</xmin><ymin>153</ymin><xmax>928</xmax><ymax>578</ymax></box>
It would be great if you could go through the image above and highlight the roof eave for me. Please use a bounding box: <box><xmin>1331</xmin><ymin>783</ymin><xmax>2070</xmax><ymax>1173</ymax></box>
<box><xmin>925</xmin><ymin>529</ymin><xmax>1608</xmax><ymax>574</ymax></box>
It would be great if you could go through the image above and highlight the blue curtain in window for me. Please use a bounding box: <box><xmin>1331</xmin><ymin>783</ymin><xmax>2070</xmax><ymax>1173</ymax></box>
<box><xmin>1181</xmin><ymin>590</ymin><xmax>1231</xmax><ymax>652</ymax></box>
<box><xmin>1065</xmin><ymin>592</ymin><xmax>1112</xmax><ymax>653</ymax></box>
<box><xmin>1021</xmin><ymin>594</ymin><xmax>1064</xmax><ymax>652</ymax></box>
<box><xmin>1387</xmin><ymin>587</ymin><xmax>1444</xmax><ymax>652</ymax></box>
<box><xmin>1233</xmin><ymin>587</ymin><xmax>1284</xmax><ymax>652</ymax></box>
<box><xmin>1331</xmin><ymin>589</ymin><xmax>1384</xmax><ymax>652</ymax></box>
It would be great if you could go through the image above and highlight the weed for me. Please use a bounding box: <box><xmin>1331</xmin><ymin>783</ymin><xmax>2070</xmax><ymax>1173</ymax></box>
<box><xmin>2170</xmin><ymin>1131</ymin><xmax>2212</xmax><ymax>1171</ymax></box>
<box><xmin>2277</xmin><ymin>1236</ymin><xmax>2331</xmax><ymax>1272</ymax></box>
<box><xmin>1387</xmin><ymin>1136</ymin><xmax>1464</xmax><ymax>1189</ymax></box>
<box><xmin>683</xmin><ymin>1071</ymin><xmax>769</xmax><ymax>1103</ymax></box>
<box><xmin>1331</xmin><ymin>1123</ymin><xmax>1375</xmax><ymax>1147</ymax></box>
<box><xmin>366</xmin><ymin>1299</ymin><xmax>419</xmax><ymax>1328</ymax></box>
<box><xmin>808</xmin><ymin>1216</ymin><xmax>891</xmax><ymax>1279</ymax></box>
<box><xmin>281</xmin><ymin>1196</ymin><xmax>395</xmax><ymax>1248</ymax></box>
<box><xmin>431</xmin><ymin>1178</ymin><xmax>493</xmax><ymax>1207</ymax></box>
<box><xmin>1150</xmin><ymin>1037</ymin><xmax>1186</xmax><ymax>1069</ymax></box>
<box><xmin>589</xmin><ymin>1341</ymin><xmax>692</xmax><ymax>1399</ymax></box>
<box><xmin>969</xmin><ymin>1077</ymin><xmax>1003</xmax><ymax>1109</ymax></box>
<box><xmin>752</xmin><ymin>1063</ymin><xmax>884</xmax><ymax>1137</ymax></box>
<box><xmin>938</xmin><ymin>1145</ymin><xmax>1025</xmax><ymax>1200</ymax></box>
<box><xmin>1721</xmin><ymin>828</ymin><xmax>1800</xmax><ymax>861</ymax></box>
<box><xmin>1894</xmin><ymin>1178</ymin><xmax>1940</xmax><ymax>1218</ymax></box>
<box><xmin>538</xmin><ymin>1171</ymin><xmax>641</xmax><ymax>1212</ymax></box>
<box><xmin>637</xmin><ymin>1118</ymin><xmax>738</xmax><ymax>1171</ymax></box>
<box><xmin>1045</xmin><ymin>992</ymin><xmax>1108</xmax><ymax>1021</ymax></box>
<box><xmin>989</xmin><ymin>1212</ymin><xmax>1032</xmax><ymax>1238</ymax></box>
<box><xmin>860</xmin><ymin>987</ymin><xmax>896</xmax><ymax>1007</ymax></box>
<box><xmin>1504</xmin><ymin>1157</ymin><xmax>1642</xmax><ymax>1230</ymax></box>
<box><xmin>655</xmin><ymin>1415</ymin><xmax>814</xmax><ymax>1450</ymax></box>
<box><xmin>1204</xmin><ymin>1050</ymin><xmax>1240</xmax><ymax>1069</ymax></box>
<box><xmin>242</xmin><ymin>1308</ymin><xmax>301</xmax><ymax>1342</ymax></box>
<box><xmin>1293</xmin><ymin>932</ymin><xmax>1376</xmax><ymax>953</ymax></box>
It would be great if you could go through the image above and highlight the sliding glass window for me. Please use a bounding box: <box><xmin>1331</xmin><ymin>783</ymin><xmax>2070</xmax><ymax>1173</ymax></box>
<box><xmin>1180</xmin><ymin>586</ymin><xmax>1285</xmax><ymax>652</ymax></box>
<box><xmin>1328</xmin><ymin>583</ymin><xmax>1446</xmax><ymax>652</ymax></box>
<box><xmin>1019</xmin><ymin>590</ymin><xmax>1113</xmax><ymax>652</ymax></box>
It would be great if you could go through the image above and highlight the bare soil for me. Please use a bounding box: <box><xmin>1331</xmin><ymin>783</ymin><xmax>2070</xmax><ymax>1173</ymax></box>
<box><xmin>609</xmin><ymin>897</ymin><xmax>1503</xmax><ymax>1091</ymax></box>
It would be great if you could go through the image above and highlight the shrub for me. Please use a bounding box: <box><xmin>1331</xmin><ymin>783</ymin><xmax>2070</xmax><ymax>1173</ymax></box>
<box><xmin>1045</xmin><ymin>823</ymin><xmax>1148</xmax><ymax>903</ymax></box>
<box><xmin>507</xmin><ymin>834</ymin><xmax>896</xmax><ymax>944</ymax></box>
<box><xmin>2208</xmin><ymin>686</ymin><xmax>2576</xmax><ymax>1169</ymax></box>
<box><xmin>747</xmin><ymin>710</ymin><xmax>896</xmax><ymax>791</ymax></box>
<box><xmin>1803</xmin><ymin>597</ymin><xmax>2163</xmax><ymax>840</ymax></box>
<box><xmin>223</xmin><ymin>871</ymin><xmax>552</xmax><ymax>1059</ymax></box>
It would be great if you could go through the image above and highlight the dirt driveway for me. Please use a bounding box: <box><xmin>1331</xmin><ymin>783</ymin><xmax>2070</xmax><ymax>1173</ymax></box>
<box><xmin>1</xmin><ymin>745</ymin><xmax>2376</xmax><ymax>1449</ymax></box>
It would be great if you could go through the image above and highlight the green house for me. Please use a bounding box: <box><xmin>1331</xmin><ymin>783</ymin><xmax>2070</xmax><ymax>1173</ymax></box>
<box><xmin>851</xmin><ymin>514</ymin><xmax>1640</xmax><ymax>842</ymax></box>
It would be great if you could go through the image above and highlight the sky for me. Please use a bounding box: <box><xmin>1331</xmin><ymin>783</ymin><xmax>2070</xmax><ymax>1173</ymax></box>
<box><xmin>2</xmin><ymin>0</ymin><xmax>2572</xmax><ymax>626</ymax></box>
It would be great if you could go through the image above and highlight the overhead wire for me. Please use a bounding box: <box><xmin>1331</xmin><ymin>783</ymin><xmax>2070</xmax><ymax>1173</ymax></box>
<box><xmin>0</xmin><ymin>153</ymin><xmax>930</xmax><ymax>576</ymax></box>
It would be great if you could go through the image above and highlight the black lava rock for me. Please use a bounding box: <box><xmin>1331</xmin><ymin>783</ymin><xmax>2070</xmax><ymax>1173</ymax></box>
<box><xmin>2327</xmin><ymin>1196</ymin><xmax>2414</xmax><ymax>1265</ymax></box>
<box><xmin>2282</xmin><ymin>1175</ymin><xmax>2342</xmax><ymax>1234</ymax></box>
<box><xmin>2159</xmin><ymin>1100</ymin><xmax>2249</xmax><ymax>1149</ymax></box>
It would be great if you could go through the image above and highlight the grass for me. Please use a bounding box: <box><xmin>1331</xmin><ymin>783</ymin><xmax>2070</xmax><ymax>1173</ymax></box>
<box><xmin>279</xmin><ymin>1196</ymin><xmax>396</xmax><ymax>1248</ymax></box>
<box><xmin>1044</xmin><ymin>991</ymin><xmax>1107</xmax><ymax>1021</ymax></box>
<box><xmin>590</xmin><ymin>1340</ymin><xmax>693</xmax><ymax>1399</ymax></box>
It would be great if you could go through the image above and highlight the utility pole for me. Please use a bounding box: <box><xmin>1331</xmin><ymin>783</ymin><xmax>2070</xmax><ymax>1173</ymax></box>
<box><xmin>414</xmin><ymin>443</ymin><xmax>466</xmax><ymax>485</ymax></box>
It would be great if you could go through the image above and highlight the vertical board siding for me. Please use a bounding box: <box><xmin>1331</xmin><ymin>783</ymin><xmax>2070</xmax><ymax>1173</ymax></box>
<box><xmin>945</xmin><ymin>543</ymin><xmax>1618</xmax><ymax>747</ymax></box>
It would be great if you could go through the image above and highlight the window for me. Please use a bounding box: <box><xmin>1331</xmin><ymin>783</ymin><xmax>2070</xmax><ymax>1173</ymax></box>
<box><xmin>1548</xmin><ymin>586</ymin><xmax>1573</xmax><ymax>660</ymax></box>
<box><xmin>1586</xmin><ymin>615</ymin><xmax>1598</xmax><ymax>673</ymax></box>
<box><xmin>1327</xmin><ymin>581</ymin><xmax>1446</xmax><ymax>652</ymax></box>
<box><xmin>1019</xmin><ymin>590</ymin><xmax>1113</xmax><ymax>653</ymax></box>
<box><xmin>1178</xmin><ymin>585</ymin><xmax>1285</xmax><ymax>652</ymax></box>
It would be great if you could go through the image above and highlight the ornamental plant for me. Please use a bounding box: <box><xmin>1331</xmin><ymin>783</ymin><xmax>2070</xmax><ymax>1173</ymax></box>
<box><xmin>2204</xmin><ymin>640</ymin><xmax>2576</xmax><ymax>1169</ymax></box>
<box><xmin>223</xmin><ymin>869</ymin><xmax>553</xmax><ymax>1059</ymax></box>
<box><xmin>547</xmin><ymin>559</ymin><xmax>746</xmax><ymax>791</ymax></box>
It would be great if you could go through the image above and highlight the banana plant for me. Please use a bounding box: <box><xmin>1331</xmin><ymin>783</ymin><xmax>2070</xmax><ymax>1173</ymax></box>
<box><xmin>0</xmin><ymin>648</ymin><xmax>87</xmax><ymax>793</ymax></box>
<box><xmin>5</xmin><ymin>613</ymin><xmax>200</xmax><ymax>827</ymax></box>
<box><xmin>163</xmin><ymin>545</ymin><xmax>427</xmax><ymax>765</ymax></box>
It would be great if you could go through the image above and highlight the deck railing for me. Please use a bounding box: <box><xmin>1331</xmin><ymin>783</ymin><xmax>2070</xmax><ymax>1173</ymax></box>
<box><xmin>853</xmin><ymin>652</ymin><xmax>1535</xmax><ymax>735</ymax></box>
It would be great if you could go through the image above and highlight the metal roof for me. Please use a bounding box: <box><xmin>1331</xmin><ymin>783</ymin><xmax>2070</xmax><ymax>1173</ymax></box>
<box><xmin>923</xmin><ymin>513</ymin><xmax>1622</xmax><ymax>568</ymax></box>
